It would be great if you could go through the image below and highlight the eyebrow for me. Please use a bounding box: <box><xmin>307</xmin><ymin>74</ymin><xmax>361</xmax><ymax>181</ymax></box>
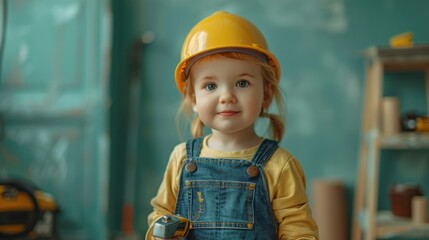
<box><xmin>200</xmin><ymin>75</ymin><xmax>217</xmax><ymax>80</ymax></box>
<box><xmin>194</xmin><ymin>75</ymin><xmax>217</xmax><ymax>83</ymax></box>
<box><xmin>237</xmin><ymin>73</ymin><xmax>256</xmax><ymax>79</ymax></box>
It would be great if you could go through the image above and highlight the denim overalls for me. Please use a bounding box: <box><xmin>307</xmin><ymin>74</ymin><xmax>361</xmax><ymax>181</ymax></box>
<box><xmin>174</xmin><ymin>138</ymin><xmax>279</xmax><ymax>239</ymax></box>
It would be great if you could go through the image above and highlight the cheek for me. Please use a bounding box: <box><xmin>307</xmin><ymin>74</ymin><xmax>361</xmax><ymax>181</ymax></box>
<box><xmin>245</xmin><ymin>93</ymin><xmax>264</xmax><ymax>115</ymax></box>
<box><xmin>253</xmin><ymin>89</ymin><xmax>265</xmax><ymax>106</ymax></box>
<box><xmin>251</xmin><ymin>98</ymin><xmax>264</xmax><ymax>113</ymax></box>
<box><xmin>194</xmin><ymin>93</ymin><xmax>212</xmax><ymax>111</ymax></box>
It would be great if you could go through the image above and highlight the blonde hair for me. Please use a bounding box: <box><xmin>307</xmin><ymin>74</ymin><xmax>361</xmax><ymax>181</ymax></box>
<box><xmin>176</xmin><ymin>52</ymin><xmax>286</xmax><ymax>141</ymax></box>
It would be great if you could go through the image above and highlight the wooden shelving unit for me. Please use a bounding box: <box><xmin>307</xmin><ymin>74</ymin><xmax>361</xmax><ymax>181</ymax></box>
<box><xmin>352</xmin><ymin>45</ymin><xmax>429</xmax><ymax>240</ymax></box>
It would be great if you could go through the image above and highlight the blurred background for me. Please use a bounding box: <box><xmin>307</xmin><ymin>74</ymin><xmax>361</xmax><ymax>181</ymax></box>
<box><xmin>1</xmin><ymin>0</ymin><xmax>429</xmax><ymax>239</ymax></box>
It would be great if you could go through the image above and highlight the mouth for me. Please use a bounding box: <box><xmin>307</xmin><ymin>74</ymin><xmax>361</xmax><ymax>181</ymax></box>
<box><xmin>218</xmin><ymin>110</ymin><xmax>240</xmax><ymax>116</ymax></box>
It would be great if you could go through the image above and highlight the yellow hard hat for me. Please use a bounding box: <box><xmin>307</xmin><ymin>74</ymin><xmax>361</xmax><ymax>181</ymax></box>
<box><xmin>175</xmin><ymin>11</ymin><xmax>281</xmax><ymax>93</ymax></box>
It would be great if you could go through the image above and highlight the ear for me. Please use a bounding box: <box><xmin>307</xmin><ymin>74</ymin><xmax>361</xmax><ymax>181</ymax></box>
<box><xmin>191</xmin><ymin>94</ymin><xmax>198</xmax><ymax>112</ymax></box>
<box><xmin>262</xmin><ymin>83</ymin><xmax>274</xmax><ymax>109</ymax></box>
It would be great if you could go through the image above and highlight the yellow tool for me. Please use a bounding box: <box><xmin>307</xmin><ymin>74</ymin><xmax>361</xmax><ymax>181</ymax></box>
<box><xmin>416</xmin><ymin>116</ymin><xmax>429</xmax><ymax>132</ymax></box>
<box><xmin>0</xmin><ymin>179</ymin><xmax>59</xmax><ymax>239</ymax></box>
<box><xmin>152</xmin><ymin>215</ymin><xmax>191</xmax><ymax>239</ymax></box>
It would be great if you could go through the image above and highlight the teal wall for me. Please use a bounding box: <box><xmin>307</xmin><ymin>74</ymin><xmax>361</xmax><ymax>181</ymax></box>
<box><xmin>108</xmin><ymin>0</ymin><xmax>429</xmax><ymax>239</ymax></box>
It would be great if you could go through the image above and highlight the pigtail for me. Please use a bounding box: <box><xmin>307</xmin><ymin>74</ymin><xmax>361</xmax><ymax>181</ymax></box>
<box><xmin>191</xmin><ymin>117</ymin><xmax>205</xmax><ymax>138</ymax></box>
<box><xmin>261</xmin><ymin>111</ymin><xmax>285</xmax><ymax>142</ymax></box>
<box><xmin>268</xmin><ymin>113</ymin><xmax>285</xmax><ymax>141</ymax></box>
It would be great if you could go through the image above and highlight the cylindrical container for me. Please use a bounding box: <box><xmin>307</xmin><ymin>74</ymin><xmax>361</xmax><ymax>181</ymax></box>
<box><xmin>312</xmin><ymin>179</ymin><xmax>347</xmax><ymax>240</ymax></box>
<box><xmin>382</xmin><ymin>97</ymin><xmax>400</xmax><ymax>134</ymax></box>
<box><xmin>412</xmin><ymin>196</ymin><xmax>427</xmax><ymax>224</ymax></box>
<box><xmin>389</xmin><ymin>184</ymin><xmax>423</xmax><ymax>218</ymax></box>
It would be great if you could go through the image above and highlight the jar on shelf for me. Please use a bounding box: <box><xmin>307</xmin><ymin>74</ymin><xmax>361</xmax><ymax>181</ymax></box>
<box><xmin>389</xmin><ymin>183</ymin><xmax>424</xmax><ymax>218</ymax></box>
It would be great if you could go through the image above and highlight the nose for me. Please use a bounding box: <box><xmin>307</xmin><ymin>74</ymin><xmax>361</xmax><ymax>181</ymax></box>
<box><xmin>219</xmin><ymin>88</ymin><xmax>237</xmax><ymax>104</ymax></box>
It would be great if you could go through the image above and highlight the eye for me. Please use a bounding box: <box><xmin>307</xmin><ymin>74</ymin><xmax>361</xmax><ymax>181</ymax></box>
<box><xmin>236</xmin><ymin>80</ymin><xmax>249</xmax><ymax>88</ymax></box>
<box><xmin>204</xmin><ymin>83</ymin><xmax>217</xmax><ymax>91</ymax></box>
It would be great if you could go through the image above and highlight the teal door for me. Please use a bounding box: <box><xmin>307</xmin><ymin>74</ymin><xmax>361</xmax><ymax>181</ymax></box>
<box><xmin>0</xmin><ymin>0</ymin><xmax>111</xmax><ymax>239</ymax></box>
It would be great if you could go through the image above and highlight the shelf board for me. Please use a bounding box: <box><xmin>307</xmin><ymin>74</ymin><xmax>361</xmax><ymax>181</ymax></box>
<box><xmin>364</xmin><ymin>44</ymin><xmax>429</xmax><ymax>57</ymax></box>
<box><xmin>379</xmin><ymin>132</ymin><xmax>429</xmax><ymax>149</ymax></box>
<box><xmin>376</xmin><ymin>211</ymin><xmax>429</xmax><ymax>238</ymax></box>
<box><xmin>362</xmin><ymin>45</ymin><xmax>429</xmax><ymax>71</ymax></box>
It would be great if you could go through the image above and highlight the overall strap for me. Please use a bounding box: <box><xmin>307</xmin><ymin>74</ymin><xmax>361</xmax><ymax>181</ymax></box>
<box><xmin>251</xmin><ymin>139</ymin><xmax>279</xmax><ymax>166</ymax></box>
<box><xmin>185</xmin><ymin>137</ymin><xmax>204</xmax><ymax>159</ymax></box>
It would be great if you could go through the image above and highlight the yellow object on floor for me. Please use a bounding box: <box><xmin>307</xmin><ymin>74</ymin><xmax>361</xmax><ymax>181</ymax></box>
<box><xmin>0</xmin><ymin>180</ymin><xmax>59</xmax><ymax>239</ymax></box>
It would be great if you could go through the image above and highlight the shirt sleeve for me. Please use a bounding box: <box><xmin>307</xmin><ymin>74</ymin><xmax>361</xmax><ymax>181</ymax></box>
<box><xmin>145</xmin><ymin>144</ymin><xmax>185</xmax><ymax>240</ymax></box>
<box><xmin>273</xmin><ymin>156</ymin><xmax>319</xmax><ymax>239</ymax></box>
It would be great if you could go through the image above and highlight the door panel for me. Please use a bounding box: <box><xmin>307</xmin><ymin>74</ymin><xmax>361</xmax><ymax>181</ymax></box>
<box><xmin>0</xmin><ymin>0</ymin><xmax>111</xmax><ymax>239</ymax></box>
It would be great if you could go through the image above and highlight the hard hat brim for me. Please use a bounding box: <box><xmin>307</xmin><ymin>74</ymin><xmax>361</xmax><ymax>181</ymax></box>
<box><xmin>175</xmin><ymin>46</ymin><xmax>280</xmax><ymax>94</ymax></box>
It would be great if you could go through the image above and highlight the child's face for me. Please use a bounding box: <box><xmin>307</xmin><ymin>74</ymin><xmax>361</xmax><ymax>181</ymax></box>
<box><xmin>190</xmin><ymin>56</ymin><xmax>265</xmax><ymax>136</ymax></box>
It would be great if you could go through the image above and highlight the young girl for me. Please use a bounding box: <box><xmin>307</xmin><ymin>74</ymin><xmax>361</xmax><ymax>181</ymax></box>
<box><xmin>146</xmin><ymin>11</ymin><xmax>319</xmax><ymax>239</ymax></box>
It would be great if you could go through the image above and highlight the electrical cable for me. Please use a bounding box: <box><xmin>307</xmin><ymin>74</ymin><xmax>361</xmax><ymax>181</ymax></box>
<box><xmin>0</xmin><ymin>0</ymin><xmax>7</xmax><ymax>79</ymax></box>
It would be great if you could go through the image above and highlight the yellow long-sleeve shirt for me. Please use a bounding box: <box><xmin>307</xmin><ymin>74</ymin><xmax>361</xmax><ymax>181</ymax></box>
<box><xmin>146</xmin><ymin>136</ymin><xmax>319</xmax><ymax>239</ymax></box>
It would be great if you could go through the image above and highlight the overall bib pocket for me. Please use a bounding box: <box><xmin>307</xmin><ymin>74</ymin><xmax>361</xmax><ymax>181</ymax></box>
<box><xmin>185</xmin><ymin>180</ymin><xmax>256</xmax><ymax>230</ymax></box>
